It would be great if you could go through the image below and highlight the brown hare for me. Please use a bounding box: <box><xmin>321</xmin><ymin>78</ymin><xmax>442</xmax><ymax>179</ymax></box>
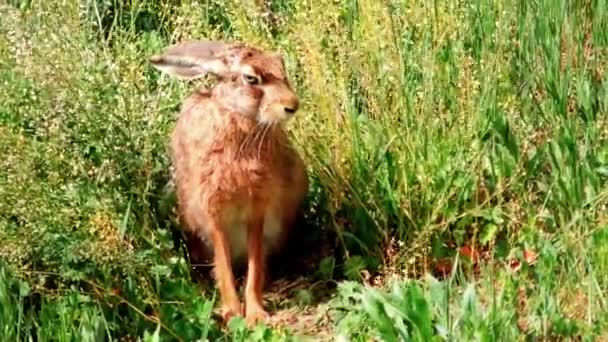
<box><xmin>150</xmin><ymin>40</ymin><xmax>308</xmax><ymax>325</ymax></box>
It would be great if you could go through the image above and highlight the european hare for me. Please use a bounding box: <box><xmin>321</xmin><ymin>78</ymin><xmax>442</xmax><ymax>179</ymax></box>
<box><xmin>150</xmin><ymin>40</ymin><xmax>308</xmax><ymax>325</ymax></box>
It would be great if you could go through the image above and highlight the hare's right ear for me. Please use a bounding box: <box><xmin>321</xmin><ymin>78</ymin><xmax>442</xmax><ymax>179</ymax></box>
<box><xmin>149</xmin><ymin>40</ymin><xmax>231</xmax><ymax>80</ymax></box>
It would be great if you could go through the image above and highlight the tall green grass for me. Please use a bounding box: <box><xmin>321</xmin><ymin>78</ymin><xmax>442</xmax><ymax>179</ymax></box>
<box><xmin>1</xmin><ymin>0</ymin><xmax>607</xmax><ymax>340</ymax></box>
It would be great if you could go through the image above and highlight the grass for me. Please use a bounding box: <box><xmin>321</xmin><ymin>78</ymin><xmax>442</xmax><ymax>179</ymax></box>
<box><xmin>0</xmin><ymin>0</ymin><xmax>607</xmax><ymax>340</ymax></box>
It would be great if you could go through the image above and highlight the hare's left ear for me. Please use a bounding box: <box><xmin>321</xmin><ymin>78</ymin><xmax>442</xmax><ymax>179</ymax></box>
<box><xmin>150</xmin><ymin>40</ymin><xmax>233</xmax><ymax>80</ymax></box>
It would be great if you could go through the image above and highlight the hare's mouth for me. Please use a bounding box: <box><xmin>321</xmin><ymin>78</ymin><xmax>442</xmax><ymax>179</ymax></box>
<box><xmin>258</xmin><ymin>104</ymin><xmax>294</xmax><ymax>124</ymax></box>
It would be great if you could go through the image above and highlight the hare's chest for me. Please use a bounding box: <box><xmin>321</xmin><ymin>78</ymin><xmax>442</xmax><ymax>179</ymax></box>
<box><xmin>220</xmin><ymin>201</ymin><xmax>283</xmax><ymax>262</ymax></box>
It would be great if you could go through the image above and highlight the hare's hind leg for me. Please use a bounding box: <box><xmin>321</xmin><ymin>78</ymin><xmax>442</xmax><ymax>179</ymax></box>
<box><xmin>206</xmin><ymin>215</ymin><xmax>243</xmax><ymax>322</ymax></box>
<box><xmin>244</xmin><ymin>214</ymin><xmax>269</xmax><ymax>325</ymax></box>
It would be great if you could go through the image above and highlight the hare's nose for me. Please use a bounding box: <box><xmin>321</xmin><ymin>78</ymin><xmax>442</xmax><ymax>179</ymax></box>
<box><xmin>284</xmin><ymin>98</ymin><xmax>299</xmax><ymax>114</ymax></box>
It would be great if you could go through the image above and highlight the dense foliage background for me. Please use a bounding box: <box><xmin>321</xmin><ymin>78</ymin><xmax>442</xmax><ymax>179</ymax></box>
<box><xmin>1</xmin><ymin>0</ymin><xmax>607</xmax><ymax>340</ymax></box>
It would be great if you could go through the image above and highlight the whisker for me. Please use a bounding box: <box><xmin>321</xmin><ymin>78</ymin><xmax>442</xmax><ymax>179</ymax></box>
<box><xmin>256</xmin><ymin>124</ymin><xmax>265</xmax><ymax>159</ymax></box>
<box><xmin>250</xmin><ymin>123</ymin><xmax>265</xmax><ymax>154</ymax></box>
<box><xmin>238</xmin><ymin>122</ymin><xmax>262</xmax><ymax>157</ymax></box>
<box><xmin>257</xmin><ymin>123</ymin><xmax>272</xmax><ymax>159</ymax></box>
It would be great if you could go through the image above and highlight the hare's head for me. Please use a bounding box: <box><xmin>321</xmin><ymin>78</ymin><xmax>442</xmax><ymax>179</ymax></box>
<box><xmin>150</xmin><ymin>40</ymin><xmax>299</xmax><ymax>124</ymax></box>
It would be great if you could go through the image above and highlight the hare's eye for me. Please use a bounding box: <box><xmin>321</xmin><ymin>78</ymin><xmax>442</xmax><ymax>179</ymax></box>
<box><xmin>243</xmin><ymin>74</ymin><xmax>261</xmax><ymax>85</ymax></box>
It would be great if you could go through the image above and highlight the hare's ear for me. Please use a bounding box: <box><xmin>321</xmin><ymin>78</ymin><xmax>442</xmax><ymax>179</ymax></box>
<box><xmin>149</xmin><ymin>40</ymin><xmax>232</xmax><ymax>80</ymax></box>
<box><xmin>272</xmin><ymin>53</ymin><xmax>285</xmax><ymax>67</ymax></box>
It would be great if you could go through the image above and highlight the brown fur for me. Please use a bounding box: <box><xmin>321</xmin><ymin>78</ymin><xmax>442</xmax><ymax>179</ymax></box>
<box><xmin>151</xmin><ymin>40</ymin><xmax>308</xmax><ymax>325</ymax></box>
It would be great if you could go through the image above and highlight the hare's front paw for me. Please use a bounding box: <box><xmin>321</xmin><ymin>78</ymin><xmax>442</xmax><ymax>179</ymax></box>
<box><xmin>221</xmin><ymin>302</ymin><xmax>243</xmax><ymax>323</ymax></box>
<box><xmin>245</xmin><ymin>303</ymin><xmax>269</xmax><ymax>326</ymax></box>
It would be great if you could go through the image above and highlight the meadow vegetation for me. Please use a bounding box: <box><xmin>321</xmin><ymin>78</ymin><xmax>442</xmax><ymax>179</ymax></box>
<box><xmin>1</xmin><ymin>0</ymin><xmax>607</xmax><ymax>340</ymax></box>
